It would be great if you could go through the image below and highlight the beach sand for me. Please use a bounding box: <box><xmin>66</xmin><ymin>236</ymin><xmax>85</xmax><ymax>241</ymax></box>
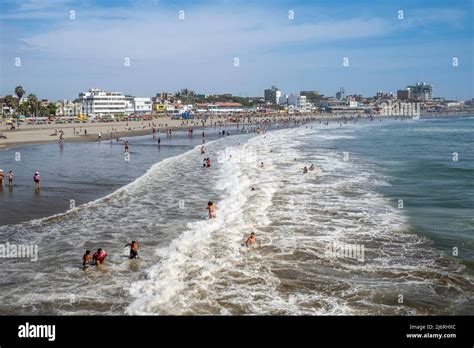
<box><xmin>0</xmin><ymin>114</ymin><xmax>324</xmax><ymax>149</ymax></box>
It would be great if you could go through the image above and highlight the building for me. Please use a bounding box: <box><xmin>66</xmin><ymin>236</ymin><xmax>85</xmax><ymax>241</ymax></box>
<box><xmin>264</xmin><ymin>86</ymin><xmax>281</xmax><ymax>104</ymax></box>
<box><xmin>407</xmin><ymin>82</ymin><xmax>433</xmax><ymax>101</ymax></box>
<box><xmin>208</xmin><ymin>102</ymin><xmax>244</xmax><ymax>113</ymax></box>
<box><xmin>80</xmin><ymin>88</ymin><xmax>126</xmax><ymax>117</ymax></box>
<box><xmin>335</xmin><ymin>87</ymin><xmax>345</xmax><ymax>100</ymax></box>
<box><xmin>125</xmin><ymin>96</ymin><xmax>135</xmax><ymax>115</ymax></box>
<box><xmin>375</xmin><ymin>91</ymin><xmax>393</xmax><ymax>99</ymax></box>
<box><xmin>279</xmin><ymin>94</ymin><xmax>288</xmax><ymax>105</ymax></box>
<box><xmin>287</xmin><ymin>93</ymin><xmax>308</xmax><ymax>110</ymax></box>
<box><xmin>397</xmin><ymin>89</ymin><xmax>411</xmax><ymax>101</ymax></box>
<box><xmin>133</xmin><ymin>97</ymin><xmax>152</xmax><ymax>114</ymax></box>
<box><xmin>54</xmin><ymin>100</ymin><xmax>81</xmax><ymax>116</ymax></box>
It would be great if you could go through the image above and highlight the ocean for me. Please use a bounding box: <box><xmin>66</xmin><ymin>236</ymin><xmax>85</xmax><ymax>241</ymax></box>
<box><xmin>0</xmin><ymin>117</ymin><xmax>472</xmax><ymax>315</ymax></box>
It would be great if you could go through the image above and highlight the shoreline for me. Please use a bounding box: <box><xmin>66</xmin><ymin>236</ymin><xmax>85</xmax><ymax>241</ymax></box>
<box><xmin>1</xmin><ymin>113</ymin><xmax>472</xmax><ymax>150</ymax></box>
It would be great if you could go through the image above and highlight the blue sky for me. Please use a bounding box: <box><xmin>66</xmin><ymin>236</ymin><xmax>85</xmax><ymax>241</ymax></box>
<box><xmin>0</xmin><ymin>0</ymin><xmax>472</xmax><ymax>100</ymax></box>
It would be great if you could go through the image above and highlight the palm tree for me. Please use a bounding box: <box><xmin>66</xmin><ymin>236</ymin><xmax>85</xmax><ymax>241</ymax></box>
<box><xmin>27</xmin><ymin>94</ymin><xmax>39</xmax><ymax>117</ymax></box>
<box><xmin>12</xmin><ymin>87</ymin><xmax>26</xmax><ymax>128</ymax></box>
<box><xmin>15</xmin><ymin>86</ymin><xmax>25</xmax><ymax>102</ymax></box>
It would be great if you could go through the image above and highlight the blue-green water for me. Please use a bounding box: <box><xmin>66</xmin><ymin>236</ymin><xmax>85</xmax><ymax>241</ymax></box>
<box><xmin>0</xmin><ymin>117</ymin><xmax>472</xmax><ymax>315</ymax></box>
<box><xmin>326</xmin><ymin>117</ymin><xmax>474</xmax><ymax>265</ymax></box>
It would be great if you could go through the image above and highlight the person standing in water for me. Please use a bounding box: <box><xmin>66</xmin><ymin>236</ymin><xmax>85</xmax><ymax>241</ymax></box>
<box><xmin>124</xmin><ymin>141</ymin><xmax>129</xmax><ymax>153</ymax></box>
<box><xmin>125</xmin><ymin>241</ymin><xmax>140</xmax><ymax>259</ymax></box>
<box><xmin>82</xmin><ymin>250</ymin><xmax>93</xmax><ymax>270</ymax></box>
<box><xmin>207</xmin><ymin>201</ymin><xmax>217</xmax><ymax>219</ymax></box>
<box><xmin>245</xmin><ymin>232</ymin><xmax>257</xmax><ymax>247</ymax></box>
<box><xmin>93</xmin><ymin>248</ymin><xmax>107</xmax><ymax>266</ymax></box>
<box><xmin>8</xmin><ymin>170</ymin><xmax>13</xmax><ymax>185</ymax></box>
<box><xmin>157</xmin><ymin>137</ymin><xmax>161</xmax><ymax>146</ymax></box>
<box><xmin>0</xmin><ymin>170</ymin><xmax>4</xmax><ymax>187</ymax></box>
<box><xmin>33</xmin><ymin>171</ymin><xmax>41</xmax><ymax>189</ymax></box>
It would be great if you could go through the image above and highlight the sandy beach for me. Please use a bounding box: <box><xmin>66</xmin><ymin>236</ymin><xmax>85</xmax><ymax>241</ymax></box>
<box><xmin>0</xmin><ymin>114</ymin><xmax>320</xmax><ymax>149</ymax></box>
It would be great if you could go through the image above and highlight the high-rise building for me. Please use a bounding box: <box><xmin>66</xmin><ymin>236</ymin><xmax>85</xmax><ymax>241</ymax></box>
<box><xmin>264</xmin><ymin>85</ymin><xmax>281</xmax><ymax>104</ymax></box>
<box><xmin>407</xmin><ymin>82</ymin><xmax>433</xmax><ymax>101</ymax></box>
<box><xmin>335</xmin><ymin>87</ymin><xmax>345</xmax><ymax>100</ymax></box>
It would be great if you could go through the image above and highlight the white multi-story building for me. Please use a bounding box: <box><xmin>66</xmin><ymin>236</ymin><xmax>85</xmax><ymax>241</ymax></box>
<box><xmin>288</xmin><ymin>93</ymin><xmax>308</xmax><ymax>110</ymax></box>
<box><xmin>125</xmin><ymin>96</ymin><xmax>135</xmax><ymax>115</ymax></box>
<box><xmin>80</xmin><ymin>88</ymin><xmax>126</xmax><ymax>116</ymax></box>
<box><xmin>133</xmin><ymin>97</ymin><xmax>152</xmax><ymax>114</ymax></box>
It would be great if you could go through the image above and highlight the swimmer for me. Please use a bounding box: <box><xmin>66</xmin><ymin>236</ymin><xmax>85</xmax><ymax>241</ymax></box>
<box><xmin>33</xmin><ymin>171</ymin><xmax>41</xmax><ymax>189</ymax></box>
<box><xmin>125</xmin><ymin>241</ymin><xmax>139</xmax><ymax>259</ymax></box>
<box><xmin>92</xmin><ymin>248</ymin><xmax>107</xmax><ymax>266</ymax></box>
<box><xmin>203</xmin><ymin>158</ymin><xmax>208</xmax><ymax>167</ymax></box>
<box><xmin>82</xmin><ymin>250</ymin><xmax>92</xmax><ymax>270</ymax></box>
<box><xmin>303</xmin><ymin>166</ymin><xmax>308</xmax><ymax>174</ymax></box>
<box><xmin>207</xmin><ymin>201</ymin><xmax>217</xmax><ymax>219</ymax></box>
<box><xmin>245</xmin><ymin>232</ymin><xmax>257</xmax><ymax>247</ymax></box>
<box><xmin>206</xmin><ymin>158</ymin><xmax>211</xmax><ymax>168</ymax></box>
<box><xmin>259</xmin><ymin>162</ymin><xmax>265</xmax><ymax>169</ymax></box>
<box><xmin>200</xmin><ymin>146</ymin><xmax>205</xmax><ymax>154</ymax></box>
<box><xmin>309</xmin><ymin>164</ymin><xmax>314</xmax><ymax>171</ymax></box>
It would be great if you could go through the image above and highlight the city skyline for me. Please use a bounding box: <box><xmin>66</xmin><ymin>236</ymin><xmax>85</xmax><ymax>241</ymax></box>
<box><xmin>1</xmin><ymin>0</ymin><xmax>473</xmax><ymax>100</ymax></box>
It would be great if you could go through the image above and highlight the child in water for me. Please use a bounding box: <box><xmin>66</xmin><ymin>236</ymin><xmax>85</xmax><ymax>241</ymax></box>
<box><xmin>82</xmin><ymin>250</ymin><xmax>92</xmax><ymax>270</ymax></box>
<box><xmin>207</xmin><ymin>201</ymin><xmax>217</xmax><ymax>219</ymax></box>
<box><xmin>33</xmin><ymin>171</ymin><xmax>41</xmax><ymax>189</ymax></box>
<box><xmin>125</xmin><ymin>241</ymin><xmax>139</xmax><ymax>259</ymax></box>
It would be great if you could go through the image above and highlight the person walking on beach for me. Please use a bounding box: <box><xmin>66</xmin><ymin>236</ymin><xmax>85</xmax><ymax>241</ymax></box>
<box><xmin>245</xmin><ymin>233</ymin><xmax>257</xmax><ymax>247</ymax></box>
<box><xmin>82</xmin><ymin>250</ymin><xmax>93</xmax><ymax>270</ymax></box>
<box><xmin>207</xmin><ymin>201</ymin><xmax>217</xmax><ymax>219</ymax></box>
<box><xmin>125</xmin><ymin>241</ymin><xmax>139</xmax><ymax>259</ymax></box>
<box><xmin>93</xmin><ymin>248</ymin><xmax>107</xmax><ymax>266</ymax></box>
<box><xmin>8</xmin><ymin>170</ymin><xmax>13</xmax><ymax>185</ymax></box>
<box><xmin>98</xmin><ymin>132</ymin><xmax>102</xmax><ymax>140</ymax></box>
<box><xmin>33</xmin><ymin>171</ymin><xmax>41</xmax><ymax>189</ymax></box>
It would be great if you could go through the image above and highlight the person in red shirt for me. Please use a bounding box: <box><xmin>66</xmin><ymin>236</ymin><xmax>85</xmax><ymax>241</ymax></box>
<box><xmin>93</xmin><ymin>248</ymin><xmax>108</xmax><ymax>266</ymax></box>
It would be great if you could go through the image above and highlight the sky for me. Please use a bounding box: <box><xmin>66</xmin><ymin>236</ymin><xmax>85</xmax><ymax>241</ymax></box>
<box><xmin>0</xmin><ymin>0</ymin><xmax>472</xmax><ymax>100</ymax></box>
